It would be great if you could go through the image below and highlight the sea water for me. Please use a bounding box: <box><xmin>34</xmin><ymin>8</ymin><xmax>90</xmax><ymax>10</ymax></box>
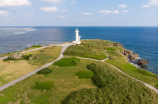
<box><xmin>0</xmin><ymin>26</ymin><xmax>158</xmax><ymax>74</ymax></box>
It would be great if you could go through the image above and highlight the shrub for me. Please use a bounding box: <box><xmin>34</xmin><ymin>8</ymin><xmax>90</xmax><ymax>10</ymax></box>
<box><xmin>3</xmin><ymin>56</ymin><xmax>17</xmax><ymax>61</ymax></box>
<box><xmin>31</xmin><ymin>45</ymin><xmax>43</xmax><ymax>48</ymax></box>
<box><xmin>53</xmin><ymin>57</ymin><xmax>80</xmax><ymax>67</ymax></box>
<box><xmin>37</xmin><ymin>68</ymin><xmax>52</xmax><ymax>74</ymax></box>
<box><xmin>22</xmin><ymin>54</ymin><xmax>33</xmax><ymax>60</ymax></box>
<box><xmin>34</xmin><ymin>81</ymin><xmax>54</xmax><ymax>90</ymax></box>
<box><xmin>87</xmin><ymin>63</ymin><xmax>116</xmax><ymax>88</ymax></box>
<box><xmin>75</xmin><ymin>70</ymin><xmax>94</xmax><ymax>79</ymax></box>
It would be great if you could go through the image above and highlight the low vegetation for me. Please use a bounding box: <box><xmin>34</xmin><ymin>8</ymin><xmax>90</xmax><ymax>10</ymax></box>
<box><xmin>105</xmin><ymin>46</ymin><xmax>158</xmax><ymax>88</ymax></box>
<box><xmin>31</xmin><ymin>45</ymin><xmax>43</xmax><ymax>48</ymax></box>
<box><xmin>62</xmin><ymin>62</ymin><xmax>158</xmax><ymax>104</ymax></box>
<box><xmin>64</xmin><ymin>40</ymin><xmax>109</xmax><ymax>60</ymax></box>
<box><xmin>75</xmin><ymin>70</ymin><xmax>93</xmax><ymax>79</ymax></box>
<box><xmin>37</xmin><ymin>68</ymin><xmax>52</xmax><ymax>75</ymax></box>
<box><xmin>53</xmin><ymin>57</ymin><xmax>80</xmax><ymax>67</ymax></box>
<box><xmin>1</xmin><ymin>39</ymin><xmax>158</xmax><ymax>104</ymax></box>
<box><xmin>33</xmin><ymin>81</ymin><xmax>54</xmax><ymax>90</ymax></box>
<box><xmin>0</xmin><ymin>59</ymin><xmax>95</xmax><ymax>104</ymax></box>
<box><xmin>0</xmin><ymin>46</ymin><xmax>61</xmax><ymax>87</ymax></box>
<box><xmin>25</xmin><ymin>46</ymin><xmax>61</xmax><ymax>66</ymax></box>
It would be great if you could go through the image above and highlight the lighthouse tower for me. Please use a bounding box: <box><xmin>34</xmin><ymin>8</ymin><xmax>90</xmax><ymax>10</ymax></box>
<box><xmin>73</xmin><ymin>29</ymin><xmax>81</xmax><ymax>44</ymax></box>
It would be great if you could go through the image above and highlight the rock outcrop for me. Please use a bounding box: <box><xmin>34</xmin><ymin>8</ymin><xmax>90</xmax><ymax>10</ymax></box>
<box><xmin>113</xmin><ymin>42</ymin><xmax>149</xmax><ymax>66</ymax></box>
<box><xmin>113</xmin><ymin>43</ymin><xmax>123</xmax><ymax>47</ymax></box>
<box><xmin>123</xmin><ymin>49</ymin><xmax>139</xmax><ymax>61</ymax></box>
<box><xmin>11</xmin><ymin>52</ymin><xmax>23</xmax><ymax>59</ymax></box>
<box><xmin>137</xmin><ymin>59</ymin><xmax>149</xmax><ymax>66</ymax></box>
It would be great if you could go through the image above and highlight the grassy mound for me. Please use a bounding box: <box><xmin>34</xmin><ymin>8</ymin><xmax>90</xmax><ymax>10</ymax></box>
<box><xmin>37</xmin><ymin>68</ymin><xmax>52</xmax><ymax>75</ymax></box>
<box><xmin>53</xmin><ymin>57</ymin><xmax>80</xmax><ymax>67</ymax></box>
<box><xmin>75</xmin><ymin>70</ymin><xmax>93</xmax><ymax>79</ymax></box>
<box><xmin>33</xmin><ymin>81</ymin><xmax>54</xmax><ymax>90</ymax></box>
<box><xmin>64</xmin><ymin>40</ymin><xmax>109</xmax><ymax>60</ymax></box>
<box><xmin>62</xmin><ymin>62</ymin><xmax>158</xmax><ymax>104</ymax></box>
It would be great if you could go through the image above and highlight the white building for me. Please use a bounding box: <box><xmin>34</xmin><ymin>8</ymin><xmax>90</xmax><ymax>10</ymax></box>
<box><xmin>73</xmin><ymin>29</ymin><xmax>81</xmax><ymax>44</ymax></box>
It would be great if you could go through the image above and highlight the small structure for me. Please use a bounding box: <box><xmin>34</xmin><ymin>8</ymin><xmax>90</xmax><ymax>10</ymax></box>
<box><xmin>73</xmin><ymin>29</ymin><xmax>81</xmax><ymax>44</ymax></box>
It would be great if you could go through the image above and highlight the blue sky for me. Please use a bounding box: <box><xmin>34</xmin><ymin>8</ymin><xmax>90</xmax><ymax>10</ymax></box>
<box><xmin>0</xmin><ymin>0</ymin><xmax>158</xmax><ymax>26</ymax></box>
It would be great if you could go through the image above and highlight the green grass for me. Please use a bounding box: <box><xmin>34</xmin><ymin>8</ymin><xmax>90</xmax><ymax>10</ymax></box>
<box><xmin>0</xmin><ymin>59</ymin><xmax>96</xmax><ymax>104</ymax></box>
<box><xmin>105</xmin><ymin>46</ymin><xmax>158</xmax><ymax>88</ymax></box>
<box><xmin>75</xmin><ymin>70</ymin><xmax>94</xmax><ymax>79</ymax></box>
<box><xmin>25</xmin><ymin>46</ymin><xmax>61</xmax><ymax>66</ymax></box>
<box><xmin>33</xmin><ymin>81</ymin><xmax>54</xmax><ymax>90</ymax></box>
<box><xmin>37</xmin><ymin>68</ymin><xmax>52</xmax><ymax>75</ymax></box>
<box><xmin>62</xmin><ymin>62</ymin><xmax>158</xmax><ymax>104</ymax></box>
<box><xmin>53</xmin><ymin>57</ymin><xmax>80</xmax><ymax>67</ymax></box>
<box><xmin>64</xmin><ymin>40</ymin><xmax>109</xmax><ymax>60</ymax></box>
<box><xmin>80</xmin><ymin>53</ymin><xmax>107</xmax><ymax>60</ymax></box>
<box><xmin>31</xmin><ymin>45</ymin><xmax>43</xmax><ymax>48</ymax></box>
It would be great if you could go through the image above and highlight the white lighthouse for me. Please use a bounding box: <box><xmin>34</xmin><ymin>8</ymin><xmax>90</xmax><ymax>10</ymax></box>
<box><xmin>73</xmin><ymin>29</ymin><xmax>81</xmax><ymax>44</ymax></box>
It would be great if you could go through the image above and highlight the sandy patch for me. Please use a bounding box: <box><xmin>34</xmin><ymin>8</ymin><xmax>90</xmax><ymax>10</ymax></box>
<box><xmin>0</xmin><ymin>60</ymin><xmax>39</xmax><ymax>86</ymax></box>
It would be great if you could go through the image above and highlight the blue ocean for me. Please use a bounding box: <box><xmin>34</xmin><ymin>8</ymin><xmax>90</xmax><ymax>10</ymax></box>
<box><xmin>0</xmin><ymin>26</ymin><xmax>158</xmax><ymax>74</ymax></box>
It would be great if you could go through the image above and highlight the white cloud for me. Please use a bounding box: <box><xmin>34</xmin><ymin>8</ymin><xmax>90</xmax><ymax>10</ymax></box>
<box><xmin>42</xmin><ymin>0</ymin><xmax>62</xmax><ymax>4</ymax></box>
<box><xmin>118</xmin><ymin>4</ymin><xmax>127</xmax><ymax>8</ymax></box>
<box><xmin>142</xmin><ymin>0</ymin><xmax>158</xmax><ymax>8</ymax></box>
<box><xmin>0</xmin><ymin>10</ymin><xmax>9</xmax><ymax>16</ymax></box>
<box><xmin>142</xmin><ymin>5</ymin><xmax>150</xmax><ymax>7</ymax></box>
<box><xmin>149</xmin><ymin>0</ymin><xmax>158</xmax><ymax>5</ymax></box>
<box><xmin>58</xmin><ymin>15</ymin><xmax>65</xmax><ymax>18</ymax></box>
<box><xmin>0</xmin><ymin>0</ymin><xmax>31</xmax><ymax>7</ymax></box>
<box><xmin>121</xmin><ymin>10</ymin><xmax>129</xmax><ymax>13</ymax></box>
<box><xmin>71</xmin><ymin>1</ymin><xmax>76</xmax><ymax>4</ymax></box>
<box><xmin>99</xmin><ymin>10</ymin><xmax>119</xmax><ymax>15</ymax></box>
<box><xmin>113</xmin><ymin>10</ymin><xmax>119</xmax><ymax>14</ymax></box>
<box><xmin>40</xmin><ymin>7</ymin><xmax>59</xmax><ymax>12</ymax></box>
<box><xmin>83</xmin><ymin>13</ymin><xmax>92</xmax><ymax>15</ymax></box>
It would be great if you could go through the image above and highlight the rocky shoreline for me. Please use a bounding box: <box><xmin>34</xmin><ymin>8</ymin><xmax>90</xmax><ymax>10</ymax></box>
<box><xmin>113</xmin><ymin>43</ymin><xmax>149</xmax><ymax>66</ymax></box>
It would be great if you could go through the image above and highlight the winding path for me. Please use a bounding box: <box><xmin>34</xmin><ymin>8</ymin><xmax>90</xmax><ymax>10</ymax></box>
<box><xmin>0</xmin><ymin>43</ymin><xmax>73</xmax><ymax>91</ymax></box>
<box><xmin>77</xmin><ymin>55</ymin><xmax>158</xmax><ymax>94</ymax></box>
<box><xmin>1</xmin><ymin>44</ymin><xmax>158</xmax><ymax>94</ymax></box>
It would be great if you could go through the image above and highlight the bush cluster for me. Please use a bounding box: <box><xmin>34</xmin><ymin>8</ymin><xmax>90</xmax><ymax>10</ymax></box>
<box><xmin>75</xmin><ymin>70</ymin><xmax>94</xmax><ymax>79</ymax></box>
<box><xmin>37</xmin><ymin>68</ymin><xmax>52</xmax><ymax>75</ymax></box>
<box><xmin>87</xmin><ymin>63</ymin><xmax>116</xmax><ymax>88</ymax></box>
<box><xmin>62</xmin><ymin>62</ymin><xmax>158</xmax><ymax>104</ymax></box>
<box><xmin>34</xmin><ymin>81</ymin><xmax>54</xmax><ymax>90</ymax></box>
<box><xmin>22</xmin><ymin>54</ymin><xmax>33</xmax><ymax>60</ymax></box>
<box><xmin>53</xmin><ymin>57</ymin><xmax>80</xmax><ymax>67</ymax></box>
<box><xmin>3</xmin><ymin>56</ymin><xmax>17</xmax><ymax>61</ymax></box>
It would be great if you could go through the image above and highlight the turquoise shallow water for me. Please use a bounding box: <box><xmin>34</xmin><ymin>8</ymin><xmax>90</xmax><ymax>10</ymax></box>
<box><xmin>0</xmin><ymin>26</ymin><xmax>158</xmax><ymax>74</ymax></box>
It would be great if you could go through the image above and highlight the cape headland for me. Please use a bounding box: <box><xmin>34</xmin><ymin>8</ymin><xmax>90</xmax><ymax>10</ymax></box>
<box><xmin>0</xmin><ymin>39</ymin><xmax>158</xmax><ymax>104</ymax></box>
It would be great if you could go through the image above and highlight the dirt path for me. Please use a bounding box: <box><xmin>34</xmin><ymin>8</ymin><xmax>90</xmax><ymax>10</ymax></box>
<box><xmin>0</xmin><ymin>43</ymin><xmax>72</xmax><ymax>91</ymax></box>
<box><xmin>77</xmin><ymin>56</ymin><xmax>158</xmax><ymax>94</ymax></box>
<box><xmin>1</xmin><ymin>44</ymin><xmax>158</xmax><ymax>94</ymax></box>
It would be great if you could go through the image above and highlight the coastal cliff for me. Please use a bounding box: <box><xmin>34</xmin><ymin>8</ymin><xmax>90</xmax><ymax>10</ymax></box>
<box><xmin>113</xmin><ymin>43</ymin><xmax>149</xmax><ymax>66</ymax></box>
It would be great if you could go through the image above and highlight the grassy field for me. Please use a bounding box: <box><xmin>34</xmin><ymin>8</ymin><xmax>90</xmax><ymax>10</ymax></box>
<box><xmin>0</xmin><ymin>46</ymin><xmax>61</xmax><ymax>87</ymax></box>
<box><xmin>105</xmin><ymin>46</ymin><xmax>158</xmax><ymax>89</ymax></box>
<box><xmin>1</xmin><ymin>39</ymin><xmax>158</xmax><ymax>103</ymax></box>
<box><xmin>24</xmin><ymin>46</ymin><xmax>61</xmax><ymax>66</ymax></box>
<box><xmin>0</xmin><ymin>60</ymin><xmax>39</xmax><ymax>86</ymax></box>
<box><xmin>62</xmin><ymin>62</ymin><xmax>158</xmax><ymax>104</ymax></box>
<box><xmin>64</xmin><ymin>40</ymin><xmax>109</xmax><ymax>60</ymax></box>
<box><xmin>0</xmin><ymin>59</ymin><xmax>96</xmax><ymax>104</ymax></box>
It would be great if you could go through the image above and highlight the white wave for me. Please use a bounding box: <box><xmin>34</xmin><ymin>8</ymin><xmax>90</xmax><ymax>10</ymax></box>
<box><xmin>1</xmin><ymin>28</ymin><xmax>36</xmax><ymax>31</ymax></box>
